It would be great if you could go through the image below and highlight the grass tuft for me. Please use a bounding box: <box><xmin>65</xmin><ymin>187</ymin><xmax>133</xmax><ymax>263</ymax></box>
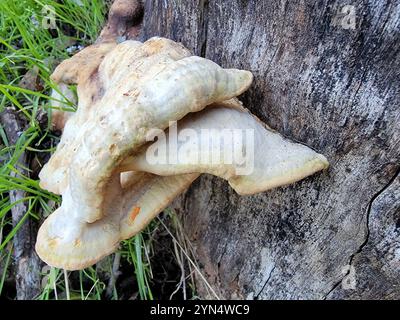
<box><xmin>0</xmin><ymin>0</ymin><xmax>197</xmax><ymax>300</ymax></box>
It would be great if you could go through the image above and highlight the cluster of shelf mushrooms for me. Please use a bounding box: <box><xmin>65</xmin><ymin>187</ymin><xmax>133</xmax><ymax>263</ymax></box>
<box><xmin>35</xmin><ymin>37</ymin><xmax>328</xmax><ymax>270</ymax></box>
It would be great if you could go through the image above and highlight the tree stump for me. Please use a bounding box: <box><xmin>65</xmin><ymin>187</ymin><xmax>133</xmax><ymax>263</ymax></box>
<box><xmin>140</xmin><ymin>0</ymin><xmax>400</xmax><ymax>299</ymax></box>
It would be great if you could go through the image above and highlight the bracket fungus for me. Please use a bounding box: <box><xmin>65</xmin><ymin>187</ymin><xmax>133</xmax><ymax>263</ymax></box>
<box><xmin>36</xmin><ymin>37</ymin><xmax>328</xmax><ymax>270</ymax></box>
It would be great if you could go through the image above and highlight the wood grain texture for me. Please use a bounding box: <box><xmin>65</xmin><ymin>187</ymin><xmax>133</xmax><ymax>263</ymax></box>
<box><xmin>0</xmin><ymin>109</ymin><xmax>42</xmax><ymax>300</ymax></box>
<box><xmin>140</xmin><ymin>0</ymin><xmax>400</xmax><ymax>299</ymax></box>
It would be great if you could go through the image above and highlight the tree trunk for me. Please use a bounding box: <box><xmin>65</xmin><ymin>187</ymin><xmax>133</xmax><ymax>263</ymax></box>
<box><xmin>139</xmin><ymin>0</ymin><xmax>399</xmax><ymax>299</ymax></box>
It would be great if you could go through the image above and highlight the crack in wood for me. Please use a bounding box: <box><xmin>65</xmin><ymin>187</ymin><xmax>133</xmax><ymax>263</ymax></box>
<box><xmin>255</xmin><ymin>265</ymin><xmax>276</xmax><ymax>299</ymax></box>
<box><xmin>324</xmin><ymin>166</ymin><xmax>400</xmax><ymax>299</ymax></box>
<box><xmin>199</xmin><ymin>0</ymin><xmax>209</xmax><ymax>58</ymax></box>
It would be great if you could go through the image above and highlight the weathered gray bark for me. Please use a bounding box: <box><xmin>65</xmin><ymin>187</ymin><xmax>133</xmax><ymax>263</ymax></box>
<box><xmin>0</xmin><ymin>109</ymin><xmax>42</xmax><ymax>300</ymax></box>
<box><xmin>140</xmin><ymin>0</ymin><xmax>400</xmax><ymax>299</ymax></box>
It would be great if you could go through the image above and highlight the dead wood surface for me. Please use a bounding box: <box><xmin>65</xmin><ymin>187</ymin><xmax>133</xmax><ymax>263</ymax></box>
<box><xmin>0</xmin><ymin>109</ymin><xmax>42</xmax><ymax>300</ymax></box>
<box><xmin>140</xmin><ymin>0</ymin><xmax>400</xmax><ymax>299</ymax></box>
